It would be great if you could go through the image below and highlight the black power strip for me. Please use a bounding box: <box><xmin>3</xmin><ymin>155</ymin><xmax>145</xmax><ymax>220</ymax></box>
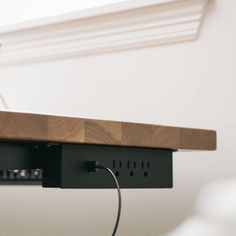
<box><xmin>42</xmin><ymin>144</ymin><xmax>173</xmax><ymax>189</ymax></box>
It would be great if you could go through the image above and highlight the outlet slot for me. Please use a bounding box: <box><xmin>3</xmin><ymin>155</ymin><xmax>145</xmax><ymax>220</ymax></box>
<box><xmin>127</xmin><ymin>161</ymin><xmax>130</xmax><ymax>169</ymax></box>
<box><xmin>119</xmin><ymin>161</ymin><xmax>122</xmax><ymax>168</ymax></box>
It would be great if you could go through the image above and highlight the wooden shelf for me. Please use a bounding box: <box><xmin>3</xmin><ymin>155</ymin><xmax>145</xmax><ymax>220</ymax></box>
<box><xmin>0</xmin><ymin>111</ymin><xmax>216</xmax><ymax>150</ymax></box>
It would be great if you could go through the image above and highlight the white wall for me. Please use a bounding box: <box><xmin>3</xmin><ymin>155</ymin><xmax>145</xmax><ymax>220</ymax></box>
<box><xmin>0</xmin><ymin>0</ymin><xmax>235</xmax><ymax>235</ymax></box>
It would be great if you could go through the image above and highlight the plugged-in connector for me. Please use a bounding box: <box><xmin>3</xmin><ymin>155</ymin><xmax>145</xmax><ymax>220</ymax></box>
<box><xmin>86</xmin><ymin>161</ymin><xmax>100</xmax><ymax>172</ymax></box>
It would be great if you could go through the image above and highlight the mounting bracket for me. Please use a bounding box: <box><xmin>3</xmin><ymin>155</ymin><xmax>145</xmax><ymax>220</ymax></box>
<box><xmin>0</xmin><ymin>142</ymin><xmax>42</xmax><ymax>184</ymax></box>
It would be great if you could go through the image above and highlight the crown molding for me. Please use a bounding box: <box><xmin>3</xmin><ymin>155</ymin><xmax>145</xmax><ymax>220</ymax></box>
<box><xmin>0</xmin><ymin>0</ymin><xmax>209</xmax><ymax>66</ymax></box>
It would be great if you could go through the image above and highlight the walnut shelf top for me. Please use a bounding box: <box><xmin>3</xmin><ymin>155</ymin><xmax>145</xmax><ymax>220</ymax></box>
<box><xmin>0</xmin><ymin>111</ymin><xmax>216</xmax><ymax>150</ymax></box>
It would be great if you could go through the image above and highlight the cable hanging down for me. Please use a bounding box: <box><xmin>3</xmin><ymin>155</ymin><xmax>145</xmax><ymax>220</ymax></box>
<box><xmin>87</xmin><ymin>162</ymin><xmax>122</xmax><ymax>236</ymax></box>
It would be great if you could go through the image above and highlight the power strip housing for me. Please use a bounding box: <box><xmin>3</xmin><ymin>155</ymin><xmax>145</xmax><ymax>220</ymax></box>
<box><xmin>42</xmin><ymin>144</ymin><xmax>173</xmax><ymax>188</ymax></box>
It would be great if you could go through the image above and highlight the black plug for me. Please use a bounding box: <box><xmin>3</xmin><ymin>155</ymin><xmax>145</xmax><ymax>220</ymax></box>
<box><xmin>86</xmin><ymin>161</ymin><xmax>100</xmax><ymax>172</ymax></box>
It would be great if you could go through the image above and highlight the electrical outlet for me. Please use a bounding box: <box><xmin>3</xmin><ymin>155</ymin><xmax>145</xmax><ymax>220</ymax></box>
<box><xmin>42</xmin><ymin>144</ymin><xmax>173</xmax><ymax>189</ymax></box>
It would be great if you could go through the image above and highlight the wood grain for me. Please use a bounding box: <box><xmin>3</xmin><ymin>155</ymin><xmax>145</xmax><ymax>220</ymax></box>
<box><xmin>0</xmin><ymin>111</ymin><xmax>216</xmax><ymax>150</ymax></box>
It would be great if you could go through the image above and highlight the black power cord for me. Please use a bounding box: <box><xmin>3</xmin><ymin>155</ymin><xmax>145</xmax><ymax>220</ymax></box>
<box><xmin>87</xmin><ymin>161</ymin><xmax>122</xmax><ymax>236</ymax></box>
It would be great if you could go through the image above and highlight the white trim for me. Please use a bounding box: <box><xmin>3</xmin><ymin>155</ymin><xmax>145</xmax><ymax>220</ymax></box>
<box><xmin>0</xmin><ymin>0</ymin><xmax>209</xmax><ymax>66</ymax></box>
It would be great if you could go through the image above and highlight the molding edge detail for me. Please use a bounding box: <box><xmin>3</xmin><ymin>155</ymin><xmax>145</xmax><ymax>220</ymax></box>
<box><xmin>0</xmin><ymin>0</ymin><xmax>209</xmax><ymax>66</ymax></box>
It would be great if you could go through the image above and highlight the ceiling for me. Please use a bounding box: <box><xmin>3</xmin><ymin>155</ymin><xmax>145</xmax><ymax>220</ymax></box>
<box><xmin>0</xmin><ymin>0</ymin><xmax>125</xmax><ymax>26</ymax></box>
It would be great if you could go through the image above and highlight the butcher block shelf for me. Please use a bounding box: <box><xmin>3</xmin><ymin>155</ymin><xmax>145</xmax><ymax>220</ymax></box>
<box><xmin>0</xmin><ymin>111</ymin><xmax>216</xmax><ymax>150</ymax></box>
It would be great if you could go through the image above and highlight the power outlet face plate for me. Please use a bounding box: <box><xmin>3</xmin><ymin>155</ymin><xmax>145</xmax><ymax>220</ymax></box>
<box><xmin>42</xmin><ymin>144</ymin><xmax>173</xmax><ymax>189</ymax></box>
